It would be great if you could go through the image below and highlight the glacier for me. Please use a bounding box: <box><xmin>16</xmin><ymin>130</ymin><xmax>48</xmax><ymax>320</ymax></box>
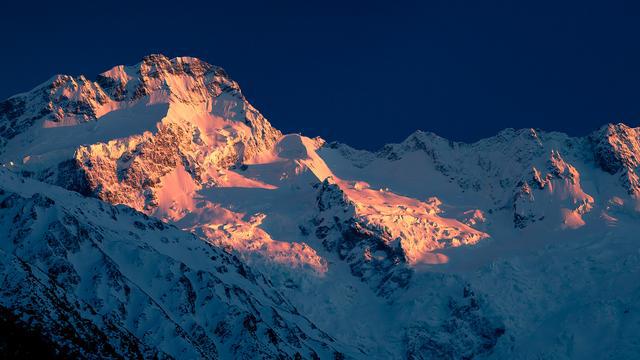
<box><xmin>1</xmin><ymin>54</ymin><xmax>639</xmax><ymax>359</ymax></box>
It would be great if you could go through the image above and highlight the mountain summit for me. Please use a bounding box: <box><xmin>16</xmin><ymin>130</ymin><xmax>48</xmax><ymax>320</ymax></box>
<box><xmin>1</xmin><ymin>55</ymin><xmax>640</xmax><ymax>359</ymax></box>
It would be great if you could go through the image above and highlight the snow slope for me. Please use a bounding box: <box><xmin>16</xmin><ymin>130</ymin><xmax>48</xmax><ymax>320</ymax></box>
<box><xmin>2</xmin><ymin>54</ymin><xmax>640</xmax><ymax>359</ymax></box>
<box><xmin>0</xmin><ymin>168</ymin><xmax>350</xmax><ymax>359</ymax></box>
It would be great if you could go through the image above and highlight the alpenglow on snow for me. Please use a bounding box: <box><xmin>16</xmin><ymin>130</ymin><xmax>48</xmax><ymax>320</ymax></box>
<box><xmin>0</xmin><ymin>54</ymin><xmax>639</xmax><ymax>359</ymax></box>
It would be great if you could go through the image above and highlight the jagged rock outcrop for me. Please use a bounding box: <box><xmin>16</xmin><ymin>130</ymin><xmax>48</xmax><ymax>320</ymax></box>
<box><xmin>590</xmin><ymin>123</ymin><xmax>640</xmax><ymax>200</ymax></box>
<box><xmin>0</xmin><ymin>74</ymin><xmax>110</xmax><ymax>147</ymax></box>
<box><xmin>513</xmin><ymin>150</ymin><xmax>594</xmax><ymax>228</ymax></box>
<box><xmin>311</xmin><ymin>180</ymin><xmax>413</xmax><ymax>297</ymax></box>
<box><xmin>310</xmin><ymin>178</ymin><xmax>486</xmax><ymax>297</ymax></box>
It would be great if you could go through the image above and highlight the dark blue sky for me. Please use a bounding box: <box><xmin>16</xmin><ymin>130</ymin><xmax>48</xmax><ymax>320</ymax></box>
<box><xmin>2</xmin><ymin>1</ymin><xmax>640</xmax><ymax>149</ymax></box>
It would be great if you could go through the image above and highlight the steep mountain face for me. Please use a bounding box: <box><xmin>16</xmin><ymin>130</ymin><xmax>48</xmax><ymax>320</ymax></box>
<box><xmin>0</xmin><ymin>54</ymin><xmax>281</xmax><ymax>213</ymax></box>
<box><xmin>590</xmin><ymin>123</ymin><xmax>640</xmax><ymax>206</ymax></box>
<box><xmin>512</xmin><ymin>150</ymin><xmax>594</xmax><ymax>229</ymax></box>
<box><xmin>0</xmin><ymin>169</ymin><xmax>346</xmax><ymax>359</ymax></box>
<box><xmin>310</xmin><ymin>177</ymin><xmax>487</xmax><ymax>297</ymax></box>
<box><xmin>2</xmin><ymin>55</ymin><xmax>640</xmax><ymax>359</ymax></box>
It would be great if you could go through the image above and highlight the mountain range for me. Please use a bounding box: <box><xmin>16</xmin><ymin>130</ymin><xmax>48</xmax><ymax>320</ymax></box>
<box><xmin>1</xmin><ymin>54</ymin><xmax>639</xmax><ymax>359</ymax></box>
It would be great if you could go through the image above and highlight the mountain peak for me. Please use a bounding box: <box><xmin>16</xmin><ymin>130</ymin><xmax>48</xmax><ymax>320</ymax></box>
<box><xmin>4</xmin><ymin>55</ymin><xmax>640</xmax><ymax>359</ymax></box>
<box><xmin>95</xmin><ymin>54</ymin><xmax>235</xmax><ymax>103</ymax></box>
<box><xmin>0</xmin><ymin>54</ymin><xmax>248</xmax><ymax>147</ymax></box>
<box><xmin>590</xmin><ymin>122</ymin><xmax>640</xmax><ymax>174</ymax></box>
<box><xmin>136</xmin><ymin>54</ymin><xmax>224</xmax><ymax>78</ymax></box>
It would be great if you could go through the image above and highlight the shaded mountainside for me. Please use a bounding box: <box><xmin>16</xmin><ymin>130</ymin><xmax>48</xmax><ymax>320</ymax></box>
<box><xmin>1</xmin><ymin>54</ymin><xmax>640</xmax><ymax>359</ymax></box>
<box><xmin>0</xmin><ymin>170</ymin><xmax>347</xmax><ymax>359</ymax></box>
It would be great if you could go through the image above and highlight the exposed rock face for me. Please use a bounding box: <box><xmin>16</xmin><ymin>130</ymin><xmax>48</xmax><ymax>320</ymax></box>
<box><xmin>311</xmin><ymin>180</ymin><xmax>413</xmax><ymax>297</ymax></box>
<box><xmin>310</xmin><ymin>178</ymin><xmax>487</xmax><ymax>297</ymax></box>
<box><xmin>513</xmin><ymin>150</ymin><xmax>594</xmax><ymax>229</ymax></box>
<box><xmin>590</xmin><ymin>123</ymin><xmax>640</xmax><ymax>198</ymax></box>
<box><xmin>0</xmin><ymin>74</ymin><xmax>109</xmax><ymax>146</ymax></box>
<box><xmin>1</xmin><ymin>54</ymin><xmax>281</xmax><ymax>212</ymax></box>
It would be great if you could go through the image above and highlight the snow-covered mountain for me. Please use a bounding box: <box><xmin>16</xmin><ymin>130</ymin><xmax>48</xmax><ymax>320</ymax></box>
<box><xmin>1</xmin><ymin>54</ymin><xmax>640</xmax><ymax>359</ymax></box>
<box><xmin>0</xmin><ymin>169</ymin><xmax>351</xmax><ymax>359</ymax></box>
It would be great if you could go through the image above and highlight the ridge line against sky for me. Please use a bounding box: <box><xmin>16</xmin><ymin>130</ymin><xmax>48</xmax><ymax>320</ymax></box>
<box><xmin>1</xmin><ymin>0</ymin><xmax>640</xmax><ymax>150</ymax></box>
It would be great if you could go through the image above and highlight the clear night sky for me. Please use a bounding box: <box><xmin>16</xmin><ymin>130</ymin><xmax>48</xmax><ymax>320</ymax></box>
<box><xmin>2</xmin><ymin>0</ymin><xmax>640</xmax><ymax>150</ymax></box>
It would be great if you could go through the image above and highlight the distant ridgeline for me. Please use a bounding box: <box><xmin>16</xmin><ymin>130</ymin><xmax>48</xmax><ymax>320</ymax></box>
<box><xmin>0</xmin><ymin>54</ymin><xmax>639</xmax><ymax>359</ymax></box>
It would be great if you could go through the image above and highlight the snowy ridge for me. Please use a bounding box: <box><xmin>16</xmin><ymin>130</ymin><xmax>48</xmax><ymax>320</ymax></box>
<box><xmin>2</xmin><ymin>55</ymin><xmax>640</xmax><ymax>359</ymax></box>
<box><xmin>0</xmin><ymin>54</ymin><xmax>281</xmax><ymax>213</ymax></box>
